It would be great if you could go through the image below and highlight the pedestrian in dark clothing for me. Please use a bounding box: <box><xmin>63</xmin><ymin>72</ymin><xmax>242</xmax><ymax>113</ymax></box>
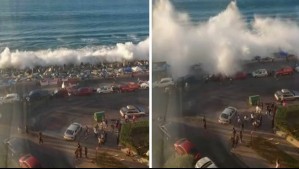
<box><xmin>233</xmin><ymin>127</ymin><xmax>236</xmax><ymax>138</ymax></box>
<box><xmin>85</xmin><ymin>147</ymin><xmax>88</xmax><ymax>158</ymax></box>
<box><xmin>240</xmin><ymin>130</ymin><xmax>243</xmax><ymax>143</ymax></box>
<box><xmin>241</xmin><ymin>122</ymin><xmax>244</xmax><ymax>131</ymax></box>
<box><xmin>75</xmin><ymin>148</ymin><xmax>79</xmax><ymax>159</ymax></box>
<box><xmin>235</xmin><ymin>134</ymin><xmax>239</xmax><ymax>147</ymax></box>
<box><xmin>231</xmin><ymin>136</ymin><xmax>235</xmax><ymax>149</ymax></box>
<box><xmin>203</xmin><ymin>116</ymin><xmax>207</xmax><ymax>129</ymax></box>
<box><xmin>79</xmin><ymin>146</ymin><xmax>82</xmax><ymax>158</ymax></box>
<box><xmin>25</xmin><ymin>125</ymin><xmax>28</xmax><ymax>134</ymax></box>
<box><xmin>38</xmin><ymin>132</ymin><xmax>43</xmax><ymax>144</ymax></box>
<box><xmin>77</xmin><ymin>142</ymin><xmax>81</xmax><ymax>149</ymax></box>
<box><xmin>266</xmin><ymin>105</ymin><xmax>270</xmax><ymax>115</ymax></box>
<box><xmin>105</xmin><ymin>119</ymin><xmax>108</xmax><ymax>126</ymax></box>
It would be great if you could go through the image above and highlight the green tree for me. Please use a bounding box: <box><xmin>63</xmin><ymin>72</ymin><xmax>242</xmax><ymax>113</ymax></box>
<box><xmin>164</xmin><ymin>154</ymin><xmax>194</xmax><ymax>168</ymax></box>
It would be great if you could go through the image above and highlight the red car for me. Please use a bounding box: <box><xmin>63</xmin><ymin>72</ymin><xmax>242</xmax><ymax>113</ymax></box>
<box><xmin>233</xmin><ymin>72</ymin><xmax>247</xmax><ymax>80</ymax></box>
<box><xmin>119</xmin><ymin>82</ymin><xmax>140</xmax><ymax>92</ymax></box>
<box><xmin>19</xmin><ymin>154</ymin><xmax>41</xmax><ymax>168</ymax></box>
<box><xmin>120</xmin><ymin>85</ymin><xmax>136</xmax><ymax>92</ymax></box>
<box><xmin>275</xmin><ymin>66</ymin><xmax>294</xmax><ymax>76</ymax></box>
<box><xmin>127</xmin><ymin>82</ymin><xmax>140</xmax><ymax>90</ymax></box>
<box><xmin>72</xmin><ymin>87</ymin><xmax>93</xmax><ymax>96</ymax></box>
<box><xmin>174</xmin><ymin>138</ymin><xmax>201</xmax><ymax>161</ymax></box>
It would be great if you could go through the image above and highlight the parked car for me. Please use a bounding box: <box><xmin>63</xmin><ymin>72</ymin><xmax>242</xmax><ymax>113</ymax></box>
<box><xmin>2</xmin><ymin>93</ymin><xmax>20</xmax><ymax>103</ymax></box>
<box><xmin>153</xmin><ymin>77</ymin><xmax>174</xmax><ymax>88</ymax></box>
<box><xmin>97</xmin><ymin>86</ymin><xmax>113</xmax><ymax>94</ymax></box>
<box><xmin>120</xmin><ymin>85</ymin><xmax>136</xmax><ymax>92</ymax></box>
<box><xmin>63</xmin><ymin>122</ymin><xmax>82</xmax><ymax>141</ymax></box>
<box><xmin>275</xmin><ymin>66</ymin><xmax>294</xmax><ymax>76</ymax></box>
<box><xmin>218</xmin><ymin>107</ymin><xmax>237</xmax><ymax>124</ymax></box>
<box><xmin>127</xmin><ymin>82</ymin><xmax>140</xmax><ymax>90</ymax></box>
<box><xmin>25</xmin><ymin>89</ymin><xmax>51</xmax><ymax>102</ymax></box>
<box><xmin>52</xmin><ymin>88</ymin><xmax>68</xmax><ymax>98</ymax></box>
<box><xmin>71</xmin><ymin>87</ymin><xmax>93</xmax><ymax>96</ymax></box>
<box><xmin>260</xmin><ymin>56</ymin><xmax>275</xmax><ymax>63</ymax></box>
<box><xmin>232</xmin><ymin>72</ymin><xmax>247</xmax><ymax>80</ymax></box>
<box><xmin>19</xmin><ymin>154</ymin><xmax>41</xmax><ymax>168</ymax></box>
<box><xmin>140</xmin><ymin>81</ymin><xmax>149</xmax><ymax>89</ymax></box>
<box><xmin>119</xmin><ymin>105</ymin><xmax>146</xmax><ymax>117</ymax></box>
<box><xmin>274</xmin><ymin>89</ymin><xmax>299</xmax><ymax>101</ymax></box>
<box><xmin>252</xmin><ymin>69</ymin><xmax>268</xmax><ymax>78</ymax></box>
<box><xmin>174</xmin><ymin>138</ymin><xmax>201</xmax><ymax>161</ymax></box>
<box><xmin>195</xmin><ymin>157</ymin><xmax>217</xmax><ymax>168</ymax></box>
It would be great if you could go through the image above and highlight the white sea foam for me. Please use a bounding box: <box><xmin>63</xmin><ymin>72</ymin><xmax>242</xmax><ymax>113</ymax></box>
<box><xmin>0</xmin><ymin>38</ymin><xmax>149</xmax><ymax>69</ymax></box>
<box><xmin>153</xmin><ymin>0</ymin><xmax>299</xmax><ymax>78</ymax></box>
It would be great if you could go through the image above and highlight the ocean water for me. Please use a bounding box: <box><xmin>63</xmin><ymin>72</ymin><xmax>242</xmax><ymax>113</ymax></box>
<box><xmin>171</xmin><ymin>0</ymin><xmax>299</xmax><ymax>24</ymax></box>
<box><xmin>0</xmin><ymin>0</ymin><xmax>149</xmax><ymax>68</ymax></box>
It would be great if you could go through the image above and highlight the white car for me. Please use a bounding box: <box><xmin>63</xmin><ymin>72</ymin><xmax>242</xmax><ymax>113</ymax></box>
<box><xmin>64</xmin><ymin>123</ymin><xmax>82</xmax><ymax>141</ymax></box>
<box><xmin>218</xmin><ymin>107</ymin><xmax>237</xmax><ymax>124</ymax></box>
<box><xmin>153</xmin><ymin>77</ymin><xmax>174</xmax><ymax>88</ymax></box>
<box><xmin>252</xmin><ymin>69</ymin><xmax>268</xmax><ymax>78</ymax></box>
<box><xmin>274</xmin><ymin>89</ymin><xmax>299</xmax><ymax>101</ymax></box>
<box><xmin>140</xmin><ymin>81</ymin><xmax>149</xmax><ymax>89</ymax></box>
<box><xmin>120</xmin><ymin>105</ymin><xmax>146</xmax><ymax>117</ymax></box>
<box><xmin>2</xmin><ymin>93</ymin><xmax>20</xmax><ymax>103</ymax></box>
<box><xmin>195</xmin><ymin>157</ymin><xmax>218</xmax><ymax>168</ymax></box>
<box><xmin>97</xmin><ymin>86</ymin><xmax>113</xmax><ymax>94</ymax></box>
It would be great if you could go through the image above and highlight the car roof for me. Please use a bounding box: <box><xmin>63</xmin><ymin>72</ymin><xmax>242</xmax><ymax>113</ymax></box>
<box><xmin>20</xmin><ymin>154</ymin><xmax>40</xmax><ymax>167</ymax></box>
<box><xmin>67</xmin><ymin>123</ymin><xmax>81</xmax><ymax>131</ymax></box>
<box><xmin>222</xmin><ymin>107</ymin><xmax>235</xmax><ymax>115</ymax></box>
<box><xmin>195</xmin><ymin>157</ymin><xmax>216</xmax><ymax>168</ymax></box>
<box><xmin>6</xmin><ymin>93</ymin><xmax>18</xmax><ymax>97</ymax></box>
<box><xmin>281</xmin><ymin>89</ymin><xmax>291</xmax><ymax>93</ymax></box>
<box><xmin>176</xmin><ymin>138</ymin><xmax>195</xmax><ymax>153</ymax></box>
<box><xmin>127</xmin><ymin>105</ymin><xmax>137</xmax><ymax>110</ymax></box>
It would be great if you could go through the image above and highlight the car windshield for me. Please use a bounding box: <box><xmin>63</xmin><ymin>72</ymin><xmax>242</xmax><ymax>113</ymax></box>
<box><xmin>221</xmin><ymin>113</ymin><xmax>229</xmax><ymax>119</ymax></box>
<box><xmin>66</xmin><ymin>130</ymin><xmax>74</xmax><ymax>135</ymax></box>
<box><xmin>201</xmin><ymin>161</ymin><xmax>213</xmax><ymax>168</ymax></box>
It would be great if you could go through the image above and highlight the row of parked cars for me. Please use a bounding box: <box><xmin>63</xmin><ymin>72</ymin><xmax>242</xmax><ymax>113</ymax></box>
<box><xmin>0</xmin><ymin>81</ymin><xmax>149</xmax><ymax>103</ymax></box>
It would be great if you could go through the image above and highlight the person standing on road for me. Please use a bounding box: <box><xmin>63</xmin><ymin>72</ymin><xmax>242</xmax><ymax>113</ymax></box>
<box><xmin>75</xmin><ymin>148</ymin><xmax>79</xmax><ymax>159</ymax></box>
<box><xmin>94</xmin><ymin>127</ymin><xmax>98</xmax><ymax>138</ymax></box>
<box><xmin>84</xmin><ymin>146</ymin><xmax>88</xmax><ymax>158</ymax></box>
<box><xmin>230</xmin><ymin>136</ymin><xmax>235</xmax><ymax>150</ymax></box>
<box><xmin>241</xmin><ymin>122</ymin><xmax>244</xmax><ymax>131</ymax></box>
<box><xmin>235</xmin><ymin>134</ymin><xmax>239</xmax><ymax>147</ymax></box>
<box><xmin>203</xmin><ymin>116</ymin><xmax>207</xmax><ymax>129</ymax></box>
<box><xmin>240</xmin><ymin>130</ymin><xmax>243</xmax><ymax>143</ymax></box>
<box><xmin>132</xmin><ymin>115</ymin><xmax>136</xmax><ymax>123</ymax></box>
<box><xmin>38</xmin><ymin>132</ymin><xmax>43</xmax><ymax>144</ymax></box>
<box><xmin>233</xmin><ymin>127</ymin><xmax>236</xmax><ymax>138</ymax></box>
<box><xmin>79</xmin><ymin>146</ymin><xmax>82</xmax><ymax>158</ymax></box>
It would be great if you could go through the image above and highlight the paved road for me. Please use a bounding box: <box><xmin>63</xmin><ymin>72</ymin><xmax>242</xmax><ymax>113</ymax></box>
<box><xmin>152</xmin><ymin>60</ymin><xmax>299</xmax><ymax>168</ymax></box>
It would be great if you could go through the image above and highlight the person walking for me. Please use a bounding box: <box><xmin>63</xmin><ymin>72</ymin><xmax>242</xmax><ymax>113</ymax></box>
<box><xmin>235</xmin><ymin>134</ymin><xmax>239</xmax><ymax>147</ymax></box>
<box><xmin>79</xmin><ymin>146</ymin><xmax>82</xmax><ymax>158</ymax></box>
<box><xmin>85</xmin><ymin>146</ymin><xmax>88</xmax><ymax>158</ymax></box>
<box><xmin>75</xmin><ymin>148</ymin><xmax>79</xmax><ymax>159</ymax></box>
<box><xmin>38</xmin><ymin>132</ymin><xmax>43</xmax><ymax>144</ymax></box>
<box><xmin>239</xmin><ymin>130</ymin><xmax>243</xmax><ymax>143</ymax></box>
<box><xmin>233</xmin><ymin>127</ymin><xmax>236</xmax><ymax>138</ymax></box>
<box><xmin>231</xmin><ymin>136</ymin><xmax>235</xmax><ymax>150</ymax></box>
<box><xmin>94</xmin><ymin>127</ymin><xmax>98</xmax><ymax>138</ymax></box>
<box><xmin>203</xmin><ymin>116</ymin><xmax>207</xmax><ymax>129</ymax></box>
<box><xmin>241</xmin><ymin>122</ymin><xmax>244</xmax><ymax>131</ymax></box>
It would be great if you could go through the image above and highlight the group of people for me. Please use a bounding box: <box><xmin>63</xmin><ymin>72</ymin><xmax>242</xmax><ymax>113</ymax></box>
<box><xmin>75</xmin><ymin>142</ymin><xmax>88</xmax><ymax>159</ymax></box>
